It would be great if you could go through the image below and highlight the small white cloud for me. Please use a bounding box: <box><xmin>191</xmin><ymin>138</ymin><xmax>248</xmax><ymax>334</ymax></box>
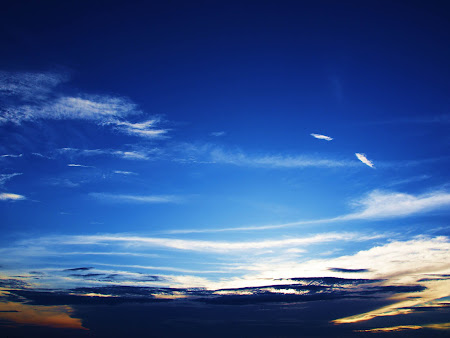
<box><xmin>0</xmin><ymin>154</ymin><xmax>23</xmax><ymax>158</ymax></box>
<box><xmin>108</xmin><ymin>118</ymin><xmax>168</xmax><ymax>138</ymax></box>
<box><xmin>355</xmin><ymin>153</ymin><xmax>375</xmax><ymax>168</ymax></box>
<box><xmin>58</xmin><ymin>148</ymin><xmax>154</xmax><ymax>161</ymax></box>
<box><xmin>0</xmin><ymin>192</ymin><xmax>26</xmax><ymax>201</ymax></box>
<box><xmin>67</xmin><ymin>163</ymin><xmax>92</xmax><ymax>168</ymax></box>
<box><xmin>113</xmin><ymin>171</ymin><xmax>137</xmax><ymax>175</ymax></box>
<box><xmin>311</xmin><ymin>133</ymin><xmax>333</xmax><ymax>141</ymax></box>
<box><xmin>90</xmin><ymin>193</ymin><xmax>180</xmax><ymax>204</ymax></box>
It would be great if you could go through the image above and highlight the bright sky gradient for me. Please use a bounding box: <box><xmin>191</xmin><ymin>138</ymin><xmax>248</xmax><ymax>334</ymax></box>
<box><xmin>1</xmin><ymin>1</ymin><xmax>450</xmax><ymax>337</ymax></box>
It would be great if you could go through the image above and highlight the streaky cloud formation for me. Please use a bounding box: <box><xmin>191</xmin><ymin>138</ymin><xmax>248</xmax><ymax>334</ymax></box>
<box><xmin>30</xmin><ymin>232</ymin><xmax>378</xmax><ymax>254</ymax></box>
<box><xmin>89</xmin><ymin>193</ymin><xmax>181</xmax><ymax>204</ymax></box>
<box><xmin>0</xmin><ymin>193</ymin><xmax>25</xmax><ymax>201</ymax></box>
<box><xmin>108</xmin><ymin>118</ymin><xmax>168</xmax><ymax>138</ymax></box>
<box><xmin>67</xmin><ymin>163</ymin><xmax>92</xmax><ymax>168</ymax></box>
<box><xmin>0</xmin><ymin>173</ymin><xmax>22</xmax><ymax>186</ymax></box>
<box><xmin>311</xmin><ymin>133</ymin><xmax>333</xmax><ymax>141</ymax></box>
<box><xmin>169</xmin><ymin>189</ymin><xmax>450</xmax><ymax>233</ymax></box>
<box><xmin>355</xmin><ymin>152</ymin><xmax>375</xmax><ymax>168</ymax></box>
<box><xmin>58</xmin><ymin>147</ymin><xmax>155</xmax><ymax>160</ymax></box>
<box><xmin>0</xmin><ymin>71</ymin><xmax>67</xmax><ymax>101</ymax></box>
<box><xmin>0</xmin><ymin>154</ymin><xmax>23</xmax><ymax>158</ymax></box>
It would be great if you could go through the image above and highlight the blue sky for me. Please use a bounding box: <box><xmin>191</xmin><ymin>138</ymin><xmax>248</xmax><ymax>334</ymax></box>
<box><xmin>1</xmin><ymin>1</ymin><xmax>450</xmax><ymax>336</ymax></box>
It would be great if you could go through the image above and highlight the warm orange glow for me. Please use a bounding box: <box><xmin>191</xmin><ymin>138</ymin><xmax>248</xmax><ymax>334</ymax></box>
<box><xmin>0</xmin><ymin>300</ymin><xmax>87</xmax><ymax>330</ymax></box>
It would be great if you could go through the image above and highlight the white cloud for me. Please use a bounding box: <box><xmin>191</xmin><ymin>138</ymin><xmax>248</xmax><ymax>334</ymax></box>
<box><xmin>89</xmin><ymin>193</ymin><xmax>180</xmax><ymax>204</ymax></box>
<box><xmin>113</xmin><ymin>171</ymin><xmax>137</xmax><ymax>175</ymax></box>
<box><xmin>0</xmin><ymin>154</ymin><xmax>23</xmax><ymax>158</ymax></box>
<box><xmin>52</xmin><ymin>232</ymin><xmax>376</xmax><ymax>253</ymax></box>
<box><xmin>340</xmin><ymin>190</ymin><xmax>450</xmax><ymax>221</ymax></box>
<box><xmin>4</xmin><ymin>95</ymin><xmax>140</xmax><ymax>124</ymax></box>
<box><xmin>355</xmin><ymin>152</ymin><xmax>375</xmax><ymax>168</ymax></box>
<box><xmin>0</xmin><ymin>173</ymin><xmax>22</xmax><ymax>186</ymax></box>
<box><xmin>0</xmin><ymin>192</ymin><xmax>26</xmax><ymax>201</ymax></box>
<box><xmin>311</xmin><ymin>133</ymin><xmax>333</xmax><ymax>141</ymax></box>
<box><xmin>67</xmin><ymin>164</ymin><xmax>92</xmax><ymax>168</ymax></box>
<box><xmin>109</xmin><ymin>119</ymin><xmax>168</xmax><ymax>138</ymax></box>
<box><xmin>0</xmin><ymin>71</ymin><xmax>67</xmax><ymax>101</ymax></box>
<box><xmin>58</xmin><ymin>148</ymin><xmax>154</xmax><ymax>161</ymax></box>
<box><xmin>169</xmin><ymin>190</ymin><xmax>450</xmax><ymax>233</ymax></box>
<box><xmin>208</xmin><ymin>147</ymin><xmax>355</xmax><ymax>168</ymax></box>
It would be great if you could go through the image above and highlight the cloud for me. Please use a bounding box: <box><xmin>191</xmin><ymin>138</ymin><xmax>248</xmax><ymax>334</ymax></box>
<box><xmin>0</xmin><ymin>154</ymin><xmax>23</xmax><ymax>158</ymax></box>
<box><xmin>63</xmin><ymin>267</ymin><xmax>93</xmax><ymax>272</ymax></box>
<box><xmin>355</xmin><ymin>153</ymin><xmax>375</xmax><ymax>168</ymax></box>
<box><xmin>0</xmin><ymin>193</ymin><xmax>25</xmax><ymax>201</ymax></box>
<box><xmin>113</xmin><ymin>170</ymin><xmax>137</xmax><ymax>175</ymax></box>
<box><xmin>210</xmin><ymin>131</ymin><xmax>226</xmax><ymax>137</ymax></box>
<box><xmin>50</xmin><ymin>232</ymin><xmax>376</xmax><ymax>254</ymax></box>
<box><xmin>0</xmin><ymin>71</ymin><xmax>169</xmax><ymax>138</ymax></box>
<box><xmin>328</xmin><ymin>268</ymin><xmax>369</xmax><ymax>273</ymax></box>
<box><xmin>311</xmin><ymin>133</ymin><xmax>333</xmax><ymax>141</ymax></box>
<box><xmin>0</xmin><ymin>173</ymin><xmax>22</xmax><ymax>186</ymax></box>
<box><xmin>202</xmin><ymin>146</ymin><xmax>355</xmax><ymax>168</ymax></box>
<box><xmin>169</xmin><ymin>190</ymin><xmax>450</xmax><ymax>233</ymax></box>
<box><xmin>0</xmin><ymin>71</ymin><xmax>67</xmax><ymax>101</ymax></box>
<box><xmin>58</xmin><ymin>147</ymin><xmax>155</xmax><ymax>161</ymax></box>
<box><xmin>108</xmin><ymin>119</ymin><xmax>168</xmax><ymax>138</ymax></box>
<box><xmin>340</xmin><ymin>190</ymin><xmax>450</xmax><ymax>221</ymax></box>
<box><xmin>67</xmin><ymin>163</ymin><xmax>93</xmax><ymax>168</ymax></box>
<box><xmin>89</xmin><ymin>193</ymin><xmax>181</xmax><ymax>204</ymax></box>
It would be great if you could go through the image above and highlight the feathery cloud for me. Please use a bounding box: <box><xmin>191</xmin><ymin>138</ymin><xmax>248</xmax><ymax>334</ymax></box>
<box><xmin>0</xmin><ymin>71</ymin><xmax>67</xmax><ymax>101</ymax></box>
<box><xmin>311</xmin><ymin>133</ymin><xmax>333</xmax><ymax>141</ymax></box>
<box><xmin>89</xmin><ymin>193</ymin><xmax>181</xmax><ymax>204</ymax></box>
<box><xmin>67</xmin><ymin>164</ymin><xmax>92</xmax><ymax>168</ymax></box>
<box><xmin>0</xmin><ymin>173</ymin><xmax>22</xmax><ymax>186</ymax></box>
<box><xmin>0</xmin><ymin>154</ymin><xmax>23</xmax><ymax>158</ymax></box>
<box><xmin>108</xmin><ymin>119</ymin><xmax>168</xmax><ymax>138</ymax></box>
<box><xmin>0</xmin><ymin>193</ymin><xmax>26</xmax><ymax>201</ymax></box>
<box><xmin>355</xmin><ymin>153</ymin><xmax>375</xmax><ymax>168</ymax></box>
<box><xmin>169</xmin><ymin>190</ymin><xmax>450</xmax><ymax>233</ymax></box>
<box><xmin>58</xmin><ymin>148</ymin><xmax>154</xmax><ymax>160</ymax></box>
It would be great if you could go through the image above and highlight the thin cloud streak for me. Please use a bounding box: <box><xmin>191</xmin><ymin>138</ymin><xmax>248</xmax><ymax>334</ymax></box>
<box><xmin>311</xmin><ymin>133</ymin><xmax>333</xmax><ymax>141</ymax></box>
<box><xmin>168</xmin><ymin>190</ymin><xmax>450</xmax><ymax>233</ymax></box>
<box><xmin>0</xmin><ymin>173</ymin><xmax>22</xmax><ymax>186</ymax></box>
<box><xmin>50</xmin><ymin>232</ymin><xmax>377</xmax><ymax>253</ymax></box>
<box><xmin>90</xmin><ymin>193</ymin><xmax>181</xmax><ymax>204</ymax></box>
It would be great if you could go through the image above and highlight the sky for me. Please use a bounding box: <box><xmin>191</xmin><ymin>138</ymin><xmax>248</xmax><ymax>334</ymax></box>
<box><xmin>1</xmin><ymin>1</ymin><xmax>450</xmax><ymax>337</ymax></box>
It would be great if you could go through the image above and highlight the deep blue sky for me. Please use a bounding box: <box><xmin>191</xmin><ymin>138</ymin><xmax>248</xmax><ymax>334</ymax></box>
<box><xmin>1</xmin><ymin>1</ymin><xmax>450</xmax><ymax>336</ymax></box>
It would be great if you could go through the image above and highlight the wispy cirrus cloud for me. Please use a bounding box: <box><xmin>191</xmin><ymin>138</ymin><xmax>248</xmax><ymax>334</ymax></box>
<box><xmin>0</xmin><ymin>70</ymin><xmax>169</xmax><ymax>138</ymax></box>
<box><xmin>0</xmin><ymin>154</ymin><xmax>23</xmax><ymax>158</ymax></box>
<box><xmin>113</xmin><ymin>170</ymin><xmax>137</xmax><ymax>175</ymax></box>
<box><xmin>178</xmin><ymin>143</ymin><xmax>356</xmax><ymax>168</ymax></box>
<box><xmin>35</xmin><ymin>232</ymin><xmax>378</xmax><ymax>254</ymax></box>
<box><xmin>0</xmin><ymin>173</ymin><xmax>22</xmax><ymax>186</ymax></box>
<box><xmin>311</xmin><ymin>133</ymin><xmax>333</xmax><ymax>141</ymax></box>
<box><xmin>107</xmin><ymin>118</ymin><xmax>168</xmax><ymax>138</ymax></box>
<box><xmin>210</xmin><ymin>131</ymin><xmax>226</xmax><ymax>137</ymax></box>
<box><xmin>355</xmin><ymin>152</ymin><xmax>375</xmax><ymax>168</ymax></box>
<box><xmin>169</xmin><ymin>189</ymin><xmax>450</xmax><ymax>233</ymax></box>
<box><xmin>0</xmin><ymin>71</ymin><xmax>68</xmax><ymax>101</ymax></box>
<box><xmin>89</xmin><ymin>193</ymin><xmax>181</xmax><ymax>204</ymax></box>
<box><xmin>67</xmin><ymin>163</ymin><xmax>93</xmax><ymax>168</ymax></box>
<box><xmin>0</xmin><ymin>192</ymin><xmax>26</xmax><ymax>201</ymax></box>
<box><xmin>58</xmin><ymin>147</ymin><xmax>157</xmax><ymax>161</ymax></box>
